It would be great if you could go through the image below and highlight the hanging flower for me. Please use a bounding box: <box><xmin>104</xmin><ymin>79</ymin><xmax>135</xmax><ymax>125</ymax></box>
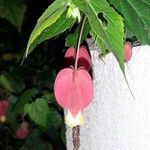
<box><xmin>54</xmin><ymin>68</ymin><xmax>93</xmax><ymax>127</ymax></box>
<box><xmin>65</xmin><ymin>109</ymin><xmax>84</xmax><ymax>128</ymax></box>
<box><xmin>16</xmin><ymin>121</ymin><xmax>30</xmax><ymax>139</ymax></box>
<box><xmin>0</xmin><ymin>100</ymin><xmax>10</xmax><ymax>122</ymax></box>
<box><xmin>124</xmin><ymin>41</ymin><xmax>132</xmax><ymax>62</ymax></box>
<box><xmin>64</xmin><ymin>47</ymin><xmax>76</xmax><ymax>67</ymax></box>
<box><xmin>65</xmin><ymin>46</ymin><xmax>92</xmax><ymax>71</ymax></box>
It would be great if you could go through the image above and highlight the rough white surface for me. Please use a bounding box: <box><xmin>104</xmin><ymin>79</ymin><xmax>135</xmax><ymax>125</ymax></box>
<box><xmin>66</xmin><ymin>39</ymin><xmax>150</xmax><ymax>150</ymax></box>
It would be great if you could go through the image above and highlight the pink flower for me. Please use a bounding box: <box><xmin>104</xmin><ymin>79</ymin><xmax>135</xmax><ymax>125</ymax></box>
<box><xmin>16</xmin><ymin>121</ymin><xmax>30</xmax><ymax>139</ymax></box>
<box><xmin>65</xmin><ymin>46</ymin><xmax>92</xmax><ymax>71</ymax></box>
<box><xmin>54</xmin><ymin>68</ymin><xmax>93</xmax><ymax>127</ymax></box>
<box><xmin>0</xmin><ymin>100</ymin><xmax>10</xmax><ymax>122</ymax></box>
<box><xmin>64</xmin><ymin>47</ymin><xmax>75</xmax><ymax>67</ymax></box>
<box><xmin>124</xmin><ymin>41</ymin><xmax>132</xmax><ymax>62</ymax></box>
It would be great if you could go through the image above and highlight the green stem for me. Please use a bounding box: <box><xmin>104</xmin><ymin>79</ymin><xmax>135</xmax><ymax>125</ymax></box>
<box><xmin>74</xmin><ymin>16</ymin><xmax>87</xmax><ymax>70</ymax></box>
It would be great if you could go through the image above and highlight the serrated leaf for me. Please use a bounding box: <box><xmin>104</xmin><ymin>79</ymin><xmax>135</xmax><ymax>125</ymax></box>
<box><xmin>65</xmin><ymin>21</ymin><xmax>91</xmax><ymax>48</ymax></box>
<box><xmin>125</xmin><ymin>29</ymin><xmax>135</xmax><ymax>39</ymax></box>
<box><xmin>13</xmin><ymin>88</ymin><xmax>39</xmax><ymax>114</ymax></box>
<box><xmin>28</xmin><ymin>10</ymin><xmax>75</xmax><ymax>58</ymax></box>
<box><xmin>24</xmin><ymin>98</ymin><xmax>50</xmax><ymax>127</ymax></box>
<box><xmin>74</xmin><ymin>0</ymin><xmax>124</xmax><ymax>71</ymax></box>
<box><xmin>0</xmin><ymin>0</ymin><xmax>26</xmax><ymax>31</ymax></box>
<box><xmin>90</xmin><ymin>30</ymin><xmax>107</xmax><ymax>54</ymax></box>
<box><xmin>26</xmin><ymin>0</ymin><xmax>69</xmax><ymax>56</ymax></box>
<box><xmin>109</xmin><ymin>0</ymin><xmax>150</xmax><ymax>44</ymax></box>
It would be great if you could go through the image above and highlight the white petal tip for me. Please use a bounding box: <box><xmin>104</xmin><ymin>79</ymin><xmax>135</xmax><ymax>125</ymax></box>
<box><xmin>65</xmin><ymin>110</ymin><xmax>84</xmax><ymax>128</ymax></box>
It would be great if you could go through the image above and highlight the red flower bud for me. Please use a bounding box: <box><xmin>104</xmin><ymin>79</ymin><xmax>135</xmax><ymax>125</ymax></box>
<box><xmin>0</xmin><ymin>100</ymin><xmax>10</xmax><ymax>122</ymax></box>
<box><xmin>124</xmin><ymin>41</ymin><xmax>132</xmax><ymax>62</ymax></box>
<box><xmin>16</xmin><ymin>121</ymin><xmax>30</xmax><ymax>139</ymax></box>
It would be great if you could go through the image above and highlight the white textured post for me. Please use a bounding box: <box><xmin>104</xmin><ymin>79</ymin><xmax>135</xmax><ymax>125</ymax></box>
<box><xmin>66</xmin><ymin>39</ymin><xmax>150</xmax><ymax>150</ymax></box>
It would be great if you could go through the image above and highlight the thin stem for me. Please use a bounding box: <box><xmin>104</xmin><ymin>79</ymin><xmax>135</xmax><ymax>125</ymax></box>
<box><xmin>72</xmin><ymin>126</ymin><xmax>80</xmax><ymax>150</ymax></box>
<box><xmin>74</xmin><ymin>16</ymin><xmax>87</xmax><ymax>70</ymax></box>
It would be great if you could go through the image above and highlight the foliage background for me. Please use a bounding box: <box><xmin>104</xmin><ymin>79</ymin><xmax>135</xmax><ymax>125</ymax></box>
<box><xmin>0</xmin><ymin>0</ymin><xmax>66</xmax><ymax>149</ymax></box>
<box><xmin>0</xmin><ymin>0</ymin><xmax>150</xmax><ymax>149</ymax></box>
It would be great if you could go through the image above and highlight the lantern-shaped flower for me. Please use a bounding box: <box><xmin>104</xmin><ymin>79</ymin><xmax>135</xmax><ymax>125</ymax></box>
<box><xmin>54</xmin><ymin>68</ymin><xmax>93</xmax><ymax>127</ymax></box>
<box><xmin>124</xmin><ymin>41</ymin><xmax>132</xmax><ymax>62</ymax></box>
<box><xmin>78</xmin><ymin>46</ymin><xmax>92</xmax><ymax>71</ymax></box>
<box><xmin>65</xmin><ymin>46</ymin><xmax>92</xmax><ymax>71</ymax></box>
<box><xmin>64</xmin><ymin>47</ymin><xmax>75</xmax><ymax>67</ymax></box>
<box><xmin>0</xmin><ymin>100</ymin><xmax>10</xmax><ymax>122</ymax></box>
<box><xmin>16</xmin><ymin>121</ymin><xmax>30</xmax><ymax>139</ymax></box>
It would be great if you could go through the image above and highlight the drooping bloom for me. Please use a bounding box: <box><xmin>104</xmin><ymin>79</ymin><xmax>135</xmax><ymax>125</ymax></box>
<box><xmin>78</xmin><ymin>46</ymin><xmax>92</xmax><ymax>71</ymax></box>
<box><xmin>65</xmin><ymin>46</ymin><xmax>92</xmax><ymax>71</ymax></box>
<box><xmin>16</xmin><ymin>121</ymin><xmax>30</xmax><ymax>139</ymax></box>
<box><xmin>65</xmin><ymin>109</ymin><xmax>84</xmax><ymax>128</ymax></box>
<box><xmin>54</xmin><ymin>68</ymin><xmax>93</xmax><ymax>127</ymax></box>
<box><xmin>64</xmin><ymin>47</ymin><xmax>75</xmax><ymax>67</ymax></box>
<box><xmin>124</xmin><ymin>41</ymin><xmax>132</xmax><ymax>62</ymax></box>
<box><xmin>0</xmin><ymin>100</ymin><xmax>10</xmax><ymax>122</ymax></box>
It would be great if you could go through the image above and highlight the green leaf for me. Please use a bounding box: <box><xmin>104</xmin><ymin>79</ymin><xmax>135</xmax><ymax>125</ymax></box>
<box><xmin>8</xmin><ymin>67</ymin><xmax>26</xmax><ymax>93</ymax></box>
<box><xmin>74</xmin><ymin>0</ymin><xmax>124</xmax><ymax>71</ymax></box>
<box><xmin>42</xmin><ymin>91</ymin><xmax>55</xmax><ymax>103</ymax></box>
<box><xmin>8</xmin><ymin>95</ymin><xmax>18</xmax><ymax>104</ymax></box>
<box><xmin>47</xmin><ymin>107</ymin><xmax>63</xmax><ymax>128</ymax></box>
<box><xmin>65</xmin><ymin>21</ymin><xmax>91</xmax><ymax>48</ymax></box>
<box><xmin>90</xmin><ymin>30</ymin><xmax>107</xmax><ymax>54</ymax></box>
<box><xmin>13</xmin><ymin>88</ymin><xmax>39</xmax><ymax>114</ymax></box>
<box><xmin>109</xmin><ymin>0</ymin><xmax>150</xmax><ymax>44</ymax></box>
<box><xmin>24</xmin><ymin>98</ymin><xmax>50</xmax><ymax>127</ymax></box>
<box><xmin>60</xmin><ymin>125</ymin><xmax>66</xmax><ymax>145</ymax></box>
<box><xmin>6</xmin><ymin>105</ymin><xmax>17</xmax><ymax>130</ymax></box>
<box><xmin>34</xmin><ymin>66</ymin><xmax>56</xmax><ymax>90</ymax></box>
<box><xmin>0</xmin><ymin>72</ymin><xmax>25</xmax><ymax>93</ymax></box>
<box><xmin>0</xmin><ymin>0</ymin><xmax>26</xmax><ymax>31</ymax></box>
<box><xmin>26</xmin><ymin>0</ymin><xmax>70</xmax><ymax>56</ymax></box>
<box><xmin>43</xmin><ymin>107</ymin><xmax>63</xmax><ymax>140</ymax></box>
<box><xmin>0</xmin><ymin>74</ymin><xmax>15</xmax><ymax>92</ymax></box>
<box><xmin>24</xmin><ymin>129</ymin><xmax>52</xmax><ymax>150</ymax></box>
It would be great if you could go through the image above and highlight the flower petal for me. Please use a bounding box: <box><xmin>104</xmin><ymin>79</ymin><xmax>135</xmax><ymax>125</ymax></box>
<box><xmin>65</xmin><ymin>109</ymin><xmax>84</xmax><ymax>128</ymax></box>
<box><xmin>64</xmin><ymin>46</ymin><xmax>92</xmax><ymax>71</ymax></box>
<box><xmin>0</xmin><ymin>100</ymin><xmax>10</xmax><ymax>116</ymax></box>
<box><xmin>124</xmin><ymin>41</ymin><xmax>132</xmax><ymax>62</ymax></box>
<box><xmin>64</xmin><ymin>47</ymin><xmax>75</xmax><ymax>66</ymax></box>
<box><xmin>54</xmin><ymin>68</ymin><xmax>93</xmax><ymax>110</ymax></box>
<box><xmin>78</xmin><ymin>46</ymin><xmax>92</xmax><ymax>71</ymax></box>
<box><xmin>16</xmin><ymin>121</ymin><xmax>30</xmax><ymax>139</ymax></box>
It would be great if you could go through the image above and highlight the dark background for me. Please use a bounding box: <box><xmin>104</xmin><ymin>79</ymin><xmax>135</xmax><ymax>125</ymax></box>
<box><xmin>0</xmin><ymin>0</ymin><xmax>67</xmax><ymax>149</ymax></box>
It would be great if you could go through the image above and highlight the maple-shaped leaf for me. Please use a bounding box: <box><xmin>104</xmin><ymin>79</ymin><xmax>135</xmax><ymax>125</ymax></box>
<box><xmin>73</xmin><ymin>0</ymin><xmax>124</xmax><ymax>71</ymax></box>
<box><xmin>109</xmin><ymin>0</ymin><xmax>150</xmax><ymax>44</ymax></box>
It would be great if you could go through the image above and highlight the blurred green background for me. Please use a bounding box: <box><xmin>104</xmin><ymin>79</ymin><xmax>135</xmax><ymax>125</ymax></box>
<box><xmin>0</xmin><ymin>0</ymin><xmax>67</xmax><ymax>149</ymax></box>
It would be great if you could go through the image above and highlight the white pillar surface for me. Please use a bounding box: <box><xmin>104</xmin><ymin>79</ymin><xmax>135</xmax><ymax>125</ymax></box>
<box><xmin>66</xmin><ymin>39</ymin><xmax>150</xmax><ymax>150</ymax></box>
